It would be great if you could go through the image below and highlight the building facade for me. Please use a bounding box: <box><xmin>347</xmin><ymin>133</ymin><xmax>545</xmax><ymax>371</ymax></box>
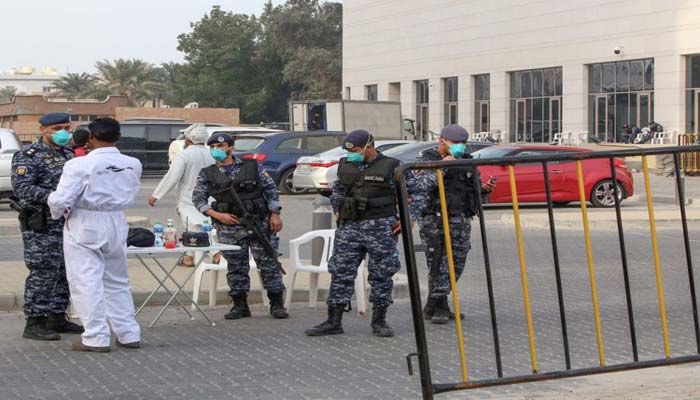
<box><xmin>342</xmin><ymin>0</ymin><xmax>700</xmax><ymax>143</ymax></box>
<box><xmin>0</xmin><ymin>67</ymin><xmax>62</xmax><ymax>95</ymax></box>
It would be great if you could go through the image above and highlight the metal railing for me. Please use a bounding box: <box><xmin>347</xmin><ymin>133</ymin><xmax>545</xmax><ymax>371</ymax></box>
<box><xmin>396</xmin><ymin>145</ymin><xmax>700</xmax><ymax>399</ymax></box>
<box><xmin>678</xmin><ymin>134</ymin><xmax>700</xmax><ymax>174</ymax></box>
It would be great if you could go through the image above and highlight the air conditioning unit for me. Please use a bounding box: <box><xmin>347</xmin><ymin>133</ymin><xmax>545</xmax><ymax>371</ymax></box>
<box><xmin>184</xmin><ymin>102</ymin><xmax>199</xmax><ymax>109</ymax></box>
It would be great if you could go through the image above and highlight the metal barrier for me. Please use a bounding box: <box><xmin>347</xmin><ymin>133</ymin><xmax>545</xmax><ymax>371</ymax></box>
<box><xmin>678</xmin><ymin>134</ymin><xmax>700</xmax><ymax>175</ymax></box>
<box><xmin>396</xmin><ymin>145</ymin><xmax>700</xmax><ymax>399</ymax></box>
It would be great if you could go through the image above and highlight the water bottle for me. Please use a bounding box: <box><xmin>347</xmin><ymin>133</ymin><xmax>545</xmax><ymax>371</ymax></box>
<box><xmin>164</xmin><ymin>218</ymin><xmax>177</xmax><ymax>249</ymax></box>
<box><xmin>153</xmin><ymin>220</ymin><xmax>164</xmax><ymax>247</ymax></box>
<box><xmin>201</xmin><ymin>219</ymin><xmax>213</xmax><ymax>244</ymax></box>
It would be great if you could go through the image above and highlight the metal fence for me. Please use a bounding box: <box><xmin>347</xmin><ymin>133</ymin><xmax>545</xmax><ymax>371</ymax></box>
<box><xmin>395</xmin><ymin>145</ymin><xmax>700</xmax><ymax>399</ymax></box>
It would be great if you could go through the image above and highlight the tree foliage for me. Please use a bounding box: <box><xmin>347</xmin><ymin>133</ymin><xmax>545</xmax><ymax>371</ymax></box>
<box><xmin>93</xmin><ymin>59</ymin><xmax>164</xmax><ymax>106</ymax></box>
<box><xmin>50</xmin><ymin>73</ymin><xmax>96</xmax><ymax>100</ymax></box>
<box><xmin>0</xmin><ymin>86</ymin><xmax>16</xmax><ymax>103</ymax></box>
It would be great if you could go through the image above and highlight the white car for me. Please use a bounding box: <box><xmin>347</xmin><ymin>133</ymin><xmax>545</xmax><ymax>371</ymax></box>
<box><xmin>0</xmin><ymin>129</ymin><xmax>23</xmax><ymax>199</ymax></box>
<box><xmin>168</xmin><ymin>126</ymin><xmax>284</xmax><ymax>164</ymax></box>
<box><xmin>292</xmin><ymin>140</ymin><xmax>413</xmax><ymax>191</ymax></box>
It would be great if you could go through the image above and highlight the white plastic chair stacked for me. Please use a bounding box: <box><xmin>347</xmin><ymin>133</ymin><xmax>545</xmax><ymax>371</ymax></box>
<box><xmin>285</xmin><ymin>229</ymin><xmax>367</xmax><ymax>315</ymax></box>
<box><xmin>191</xmin><ymin>235</ymin><xmax>268</xmax><ymax>311</ymax></box>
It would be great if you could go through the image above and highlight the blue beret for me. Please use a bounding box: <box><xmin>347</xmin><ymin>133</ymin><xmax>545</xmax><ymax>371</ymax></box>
<box><xmin>440</xmin><ymin>124</ymin><xmax>469</xmax><ymax>142</ymax></box>
<box><xmin>343</xmin><ymin>129</ymin><xmax>373</xmax><ymax>150</ymax></box>
<box><xmin>39</xmin><ymin>112</ymin><xmax>70</xmax><ymax>126</ymax></box>
<box><xmin>207</xmin><ymin>132</ymin><xmax>234</xmax><ymax>146</ymax></box>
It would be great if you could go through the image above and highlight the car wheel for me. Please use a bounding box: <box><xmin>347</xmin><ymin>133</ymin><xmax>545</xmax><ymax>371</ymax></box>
<box><xmin>279</xmin><ymin>168</ymin><xmax>309</xmax><ymax>195</ymax></box>
<box><xmin>590</xmin><ymin>179</ymin><xmax>624</xmax><ymax>208</ymax></box>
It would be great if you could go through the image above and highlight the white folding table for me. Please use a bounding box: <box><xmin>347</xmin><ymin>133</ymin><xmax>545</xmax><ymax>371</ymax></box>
<box><xmin>127</xmin><ymin>243</ymin><xmax>240</xmax><ymax>327</ymax></box>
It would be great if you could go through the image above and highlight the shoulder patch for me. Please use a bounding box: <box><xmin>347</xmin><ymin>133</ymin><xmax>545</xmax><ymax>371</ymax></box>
<box><xmin>15</xmin><ymin>166</ymin><xmax>27</xmax><ymax>175</ymax></box>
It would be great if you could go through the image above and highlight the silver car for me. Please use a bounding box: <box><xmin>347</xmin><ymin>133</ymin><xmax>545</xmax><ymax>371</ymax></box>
<box><xmin>0</xmin><ymin>129</ymin><xmax>23</xmax><ymax>198</ymax></box>
<box><xmin>292</xmin><ymin>140</ymin><xmax>413</xmax><ymax>191</ymax></box>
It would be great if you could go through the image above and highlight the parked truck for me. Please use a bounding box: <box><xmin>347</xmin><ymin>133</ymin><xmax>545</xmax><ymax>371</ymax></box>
<box><xmin>289</xmin><ymin>100</ymin><xmax>416</xmax><ymax>140</ymax></box>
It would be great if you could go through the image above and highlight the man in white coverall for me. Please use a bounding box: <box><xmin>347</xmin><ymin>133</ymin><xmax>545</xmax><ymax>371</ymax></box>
<box><xmin>149</xmin><ymin>123</ymin><xmax>214</xmax><ymax>266</ymax></box>
<box><xmin>48</xmin><ymin>117</ymin><xmax>142</xmax><ymax>353</ymax></box>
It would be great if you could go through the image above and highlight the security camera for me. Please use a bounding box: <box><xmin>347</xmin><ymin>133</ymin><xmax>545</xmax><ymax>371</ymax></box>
<box><xmin>614</xmin><ymin>46</ymin><xmax>623</xmax><ymax>55</ymax></box>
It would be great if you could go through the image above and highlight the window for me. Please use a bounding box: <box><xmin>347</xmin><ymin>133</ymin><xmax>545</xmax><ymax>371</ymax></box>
<box><xmin>42</xmin><ymin>86</ymin><xmax>52</xmax><ymax>92</ymax></box>
<box><xmin>415</xmin><ymin>80</ymin><xmax>430</xmax><ymax>141</ymax></box>
<box><xmin>234</xmin><ymin>138</ymin><xmax>265</xmax><ymax>151</ymax></box>
<box><xmin>71</xmin><ymin>115</ymin><xmax>80</xmax><ymax>122</ymax></box>
<box><xmin>276</xmin><ymin>137</ymin><xmax>303</xmax><ymax>151</ymax></box>
<box><xmin>474</xmin><ymin>74</ymin><xmax>490</xmax><ymax>133</ymax></box>
<box><xmin>686</xmin><ymin>54</ymin><xmax>700</xmax><ymax>134</ymax></box>
<box><xmin>509</xmin><ymin>67</ymin><xmax>562</xmax><ymax>143</ymax></box>
<box><xmin>344</xmin><ymin>87</ymin><xmax>351</xmax><ymax>100</ymax></box>
<box><xmin>305</xmin><ymin>135</ymin><xmax>341</xmax><ymax>152</ymax></box>
<box><xmin>365</xmin><ymin>84</ymin><xmax>378</xmax><ymax>101</ymax></box>
<box><xmin>588</xmin><ymin>58</ymin><xmax>654</xmax><ymax>142</ymax></box>
<box><xmin>443</xmin><ymin>77</ymin><xmax>458</xmax><ymax>125</ymax></box>
<box><xmin>146</xmin><ymin>126</ymin><xmax>171</xmax><ymax>151</ymax></box>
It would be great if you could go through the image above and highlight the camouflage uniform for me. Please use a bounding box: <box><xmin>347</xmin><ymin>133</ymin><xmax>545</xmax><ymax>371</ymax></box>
<box><xmin>192</xmin><ymin>159</ymin><xmax>285</xmax><ymax>297</ymax></box>
<box><xmin>11</xmin><ymin>138</ymin><xmax>73</xmax><ymax>317</ymax></box>
<box><xmin>326</xmin><ymin>157</ymin><xmax>421</xmax><ymax>308</ymax></box>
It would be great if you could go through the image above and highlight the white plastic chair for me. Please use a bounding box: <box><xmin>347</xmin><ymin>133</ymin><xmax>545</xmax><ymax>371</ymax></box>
<box><xmin>191</xmin><ymin>247</ymin><xmax>268</xmax><ymax>311</ymax></box>
<box><xmin>285</xmin><ymin>229</ymin><xmax>367</xmax><ymax>315</ymax></box>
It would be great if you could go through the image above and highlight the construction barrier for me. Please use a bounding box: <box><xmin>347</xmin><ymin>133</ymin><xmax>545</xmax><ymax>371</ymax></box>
<box><xmin>396</xmin><ymin>145</ymin><xmax>700</xmax><ymax>400</ymax></box>
<box><xmin>678</xmin><ymin>134</ymin><xmax>700</xmax><ymax>175</ymax></box>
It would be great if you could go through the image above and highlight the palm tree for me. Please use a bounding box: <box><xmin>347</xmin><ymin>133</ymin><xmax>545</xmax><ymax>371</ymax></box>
<box><xmin>50</xmin><ymin>73</ymin><xmax>96</xmax><ymax>100</ymax></box>
<box><xmin>94</xmin><ymin>59</ymin><xmax>163</xmax><ymax>106</ymax></box>
<box><xmin>0</xmin><ymin>86</ymin><xmax>16</xmax><ymax>102</ymax></box>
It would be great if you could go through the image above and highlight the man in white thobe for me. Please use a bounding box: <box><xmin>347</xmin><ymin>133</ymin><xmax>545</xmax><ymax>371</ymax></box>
<box><xmin>48</xmin><ymin>117</ymin><xmax>142</xmax><ymax>353</ymax></box>
<box><xmin>149</xmin><ymin>123</ymin><xmax>214</xmax><ymax>266</ymax></box>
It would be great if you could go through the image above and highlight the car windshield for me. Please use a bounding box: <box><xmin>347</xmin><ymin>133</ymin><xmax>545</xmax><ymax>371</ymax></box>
<box><xmin>234</xmin><ymin>137</ymin><xmax>266</xmax><ymax>152</ymax></box>
<box><xmin>471</xmin><ymin>147</ymin><xmax>514</xmax><ymax>159</ymax></box>
<box><xmin>382</xmin><ymin>142</ymin><xmax>437</xmax><ymax>162</ymax></box>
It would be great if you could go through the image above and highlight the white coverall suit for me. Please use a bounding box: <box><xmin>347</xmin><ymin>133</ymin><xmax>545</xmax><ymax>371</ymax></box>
<box><xmin>48</xmin><ymin>147</ymin><xmax>142</xmax><ymax>347</ymax></box>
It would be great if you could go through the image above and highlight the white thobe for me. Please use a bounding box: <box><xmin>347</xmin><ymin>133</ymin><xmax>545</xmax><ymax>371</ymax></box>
<box><xmin>152</xmin><ymin>145</ymin><xmax>214</xmax><ymax>230</ymax></box>
<box><xmin>48</xmin><ymin>147</ymin><xmax>142</xmax><ymax>347</ymax></box>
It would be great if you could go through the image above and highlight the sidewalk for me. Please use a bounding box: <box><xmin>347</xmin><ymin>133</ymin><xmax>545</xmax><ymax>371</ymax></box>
<box><xmin>0</xmin><ymin>257</ymin><xmax>409</xmax><ymax>311</ymax></box>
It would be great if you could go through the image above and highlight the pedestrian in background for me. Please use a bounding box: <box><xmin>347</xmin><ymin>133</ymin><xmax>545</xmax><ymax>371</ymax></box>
<box><xmin>11</xmin><ymin>112</ymin><xmax>83</xmax><ymax>341</ymax></box>
<box><xmin>48</xmin><ymin>117</ymin><xmax>142</xmax><ymax>353</ymax></box>
<box><xmin>149</xmin><ymin>123</ymin><xmax>214</xmax><ymax>266</ymax></box>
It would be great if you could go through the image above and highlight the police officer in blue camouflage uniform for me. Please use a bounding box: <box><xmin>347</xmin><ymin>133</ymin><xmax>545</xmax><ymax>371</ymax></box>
<box><xmin>192</xmin><ymin>132</ymin><xmax>289</xmax><ymax>320</ymax></box>
<box><xmin>305</xmin><ymin>129</ymin><xmax>421</xmax><ymax>337</ymax></box>
<box><xmin>412</xmin><ymin>125</ymin><xmax>496</xmax><ymax>324</ymax></box>
<box><xmin>11</xmin><ymin>112</ymin><xmax>84</xmax><ymax>340</ymax></box>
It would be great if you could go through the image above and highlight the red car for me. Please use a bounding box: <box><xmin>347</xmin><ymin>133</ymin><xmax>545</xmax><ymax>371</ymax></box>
<box><xmin>472</xmin><ymin>145</ymin><xmax>634</xmax><ymax>207</ymax></box>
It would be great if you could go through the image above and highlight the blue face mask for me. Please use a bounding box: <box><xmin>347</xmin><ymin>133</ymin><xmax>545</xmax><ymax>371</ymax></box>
<box><xmin>210</xmin><ymin>148</ymin><xmax>228</xmax><ymax>162</ymax></box>
<box><xmin>347</xmin><ymin>152</ymin><xmax>365</xmax><ymax>163</ymax></box>
<box><xmin>449</xmin><ymin>143</ymin><xmax>466</xmax><ymax>158</ymax></box>
<box><xmin>52</xmin><ymin>129</ymin><xmax>71</xmax><ymax>147</ymax></box>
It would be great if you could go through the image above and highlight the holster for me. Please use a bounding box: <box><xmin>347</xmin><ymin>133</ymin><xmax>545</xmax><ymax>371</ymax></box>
<box><xmin>338</xmin><ymin>198</ymin><xmax>358</xmax><ymax>222</ymax></box>
<box><xmin>18</xmin><ymin>205</ymin><xmax>48</xmax><ymax>233</ymax></box>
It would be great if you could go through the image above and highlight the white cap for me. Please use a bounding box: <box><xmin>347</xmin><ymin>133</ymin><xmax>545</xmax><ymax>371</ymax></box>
<box><xmin>184</xmin><ymin>123</ymin><xmax>208</xmax><ymax>144</ymax></box>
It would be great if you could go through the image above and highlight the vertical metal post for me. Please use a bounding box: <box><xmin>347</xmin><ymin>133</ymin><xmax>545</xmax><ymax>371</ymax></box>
<box><xmin>311</xmin><ymin>196</ymin><xmax>333</xmax><ymax>265</ymax></box>
<box><xmin>473</xmin><ymin>169</ymin><xmax>503</xmax><ymax>377</ymax></box>
<box><xmin>542</xmin><ymin>162</ymin><xmax>571</xmax><ymax>370</ymax></box>
<box><xmin>396</xmin><ymin>168</ymin><xmax>434</xmax><ymax>400</ymax></box>
<box><xmin>673</xmin><ymin>152</ymin><xmax>700</xmax><ymax>353</ymax></box>
<box><xmin>609</xmin><ymin>157</ymin><xmax>639</xmax><ymax>362</ymax></box>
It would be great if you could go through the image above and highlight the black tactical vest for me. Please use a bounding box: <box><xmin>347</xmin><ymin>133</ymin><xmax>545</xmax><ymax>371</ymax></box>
<box><xmin>422</xmin><ymin>149</ymin><xmax>479</xmax><ymax>218</ymax></box>
<box><xmin>337</xmin><ymin>155</ymin><xmax>399</xmax><ymax>221</ymax></box>
<box><xmin>202</xmin><ymin>160</ymin><xmax>268</xmax><ymax>217</ymax></box>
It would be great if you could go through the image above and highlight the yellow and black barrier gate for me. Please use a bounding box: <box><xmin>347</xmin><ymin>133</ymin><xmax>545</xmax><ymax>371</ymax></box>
<box><xmin>678</xmin><ymin>134</ymin><xmax>700</xmax><ymax>175</ymax></box>
<box><xmin>396</xmin><ymin>145</ymin><xmax>700</xmax><ymax>399</ymax></box>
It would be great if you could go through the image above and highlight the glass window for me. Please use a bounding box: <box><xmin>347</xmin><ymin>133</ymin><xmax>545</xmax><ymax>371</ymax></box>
<box><xmin>615</xmin><ymin>94</ymin><xmax>628</xmax><ymax>143</ymax></box>
<box><xmin>276</xmin><ymin>137</ymin><xmax>303</xmax><ymax>151</ymax></box>
<box><xmin>415</xmin><ymin>80</ymin><xmax>429</xmax><ymax>104</ymax></box>
<box><xmin>603</xmin><ymin>63</ymin><xmax>615</xmax><ymax>92</ymax></box>
<box><xmin>532</xmin><ymin>70</ymin><xmax>543</xmax><ymax>97</ymax></box>
<box><xmin>120</xmin><ymin>125</ymin><xmax>146</xmax><ymax>139</ymax></box>
<box><xmin>630</xmin><ymin>60</ymin><xmax>644</xmax><ymax>91</ymax></box>
<box><xmin>545</xmin><ymin>68</ymin><xmax>557</xmax><ymax>96</ymax></box>
<box><xmin>616</xmin><ymin>62</ymin><xmax>629</xmax><ymax>92</ymax></box>
<box><xmin>305</xmin><ymin>135</ymin><xmax>341</xmax><ymax>152</ymax></box>
<box><xmin>555</xmin><ymin>67</ymin><xmax>563</xmax><ymax>96</ymax></box>
<box><xmin>365</xmin><ymin>84</ymin><xmax>378</xmax><ymax>101</ymax></box>
<box><xmin>511</xmin><ymin>72</ymin><xmax>521</xmax><ymax>98</ymax></box>
<box><xmin>644</xmin><ymin>59</ymin><xmax>654</xmax><ymax>90</ymax></box>
<box><xmin>146</xmin><ymin>126</ymin><xmax>171</xmax><ymax>151</ymax></box>
<box><xmin>521</xmin><ymin>71</ymin><xmax>532</xmax><ymax>98</ymax></box>
<box><xmin>234</xmin><ymin>138</ymin><xmax>265</xmax><ymax>151</ymax></box>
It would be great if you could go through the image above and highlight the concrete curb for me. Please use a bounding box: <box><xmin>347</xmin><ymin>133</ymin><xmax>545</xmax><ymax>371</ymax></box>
<box><xmin>0</xmin><ymin>274</ymin><xmax>410</xmax><ymax>312</ymax></box>
<box><xmin>499</xmin><ymin>210</ymin><xmax>700</xmax><ymax>230</ymax></box>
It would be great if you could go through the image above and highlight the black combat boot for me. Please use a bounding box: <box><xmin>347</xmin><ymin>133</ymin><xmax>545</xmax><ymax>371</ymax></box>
<box><xmin>267</xmin><ymin>292</ymin><xmax>289</xmax><ymax>319</ymax></box>
<box><xmin>371</xmin><ymin>306</ymin><xmax>394</xmax><ymax>337</ymax></box>
<box><xmin>224</xmin><ymin>294</ymin><xmax>251</xmax><ymax>320</ymax></box>
<box><xmin>23</xmin><ymin>316</ymin><xmax>60</xmax><ymax>341</ymax></box>
<box><xmin>432</xmin><ymin>296</ymin><xmax>450</xmax><ymax>325</ymax></box>
<box><xmin>305</xmin><ymin>304</ymin><xmax>345</xmax><ymax>336</ymax></box>
<box><xmin>423</xmin><ymin>297</ymin><xmax>437</xmax><ymax>320</ymax></box>
<box><xmin>47</xmin><ymin>313</ymin><xmax>84</xmax><ymax>334</ymax></box>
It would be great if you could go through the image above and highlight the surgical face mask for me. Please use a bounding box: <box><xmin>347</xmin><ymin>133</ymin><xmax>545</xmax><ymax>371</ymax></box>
<box><xmin>52</xmin><ymin>129</ymin><xmax>71</xmax><ymax>147</ymax></box>
<box><xmin>346</xmin><ymin>152</ymin><xmax>365</xmax><ymax>163</ymax></box>
<box><xmin>449</xmin><ymin>143</ymin><xmax>466</xmax><ymax>158</ymax></box>
<box><xmin>211</xmin><ymin>148</ymin><xmax>228</xmax><ymax>162</ymax></box>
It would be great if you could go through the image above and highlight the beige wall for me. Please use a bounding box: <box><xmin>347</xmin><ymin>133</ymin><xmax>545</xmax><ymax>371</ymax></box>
<box><xmin>115</xmin><ymin>107</ymin><xmax>239</xmax><ymax>126</ymax></box>
<box><xmin>343</xmin><ymin>0</ymin><xmax>700</xmax><ymax>140</ymax></box>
